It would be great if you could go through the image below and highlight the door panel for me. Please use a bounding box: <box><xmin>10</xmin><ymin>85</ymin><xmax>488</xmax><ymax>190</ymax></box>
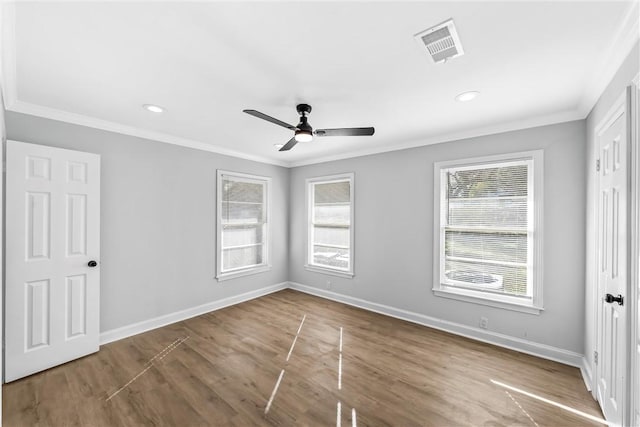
<box><xmin>66</xmin><ymin>194</ymin><xmax>87</xmax><ymax>256</ymax></box>
<box><xmin>66</xmin><ymin>274</ymin><xmax>87</xmax><ymax>339</ymax></box>
<box><xmin>596</xmin><ymin>110</ymin><xmax>627</xmax><ymax>426</ymax></box>
<box><xmin>5</xmin><ymin>140</ymin><xmax>100</xmax><ymax>382</ymax></box>
<box><xmin>26</xmin><ymin>279</ymin><xmax>50</xmax><ymax>349</ymax></box>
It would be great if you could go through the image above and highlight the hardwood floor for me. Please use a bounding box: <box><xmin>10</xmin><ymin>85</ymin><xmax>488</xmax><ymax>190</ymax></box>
<box><xmin>3</xmin><ymin>289</ymin><xmax>603</xmax><ymax>426</ymax></box>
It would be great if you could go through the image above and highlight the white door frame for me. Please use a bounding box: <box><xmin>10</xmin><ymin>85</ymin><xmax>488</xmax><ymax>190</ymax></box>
<box><xmin>629</xmin><ymin>73</ymin><xmax>640</xmax><ymax>427</ymax></box>
<box><xmin>593</xmin><ymin>88</ymin><xmax>630</xmax><ymax>426</ymax></box>
<box><xmin>0</xmin><ymin>103</ymin><xmax>4</xmax><ymax>417</ymax></box>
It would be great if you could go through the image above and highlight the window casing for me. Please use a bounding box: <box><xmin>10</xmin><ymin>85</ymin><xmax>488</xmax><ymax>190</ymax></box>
<box><xmin>306</xmin><ymin>173</ymin><xmax>355</xmax><ymax>278</ymax></box>
<box><xmin>433</xmin><ymin>151</ymin><xmax>543</xmax><ymax>314</ymax></box>
<box><xmin>216</xmin><ymin>170</ymin><xmax>271</xmax><ymax>281</ymax></box>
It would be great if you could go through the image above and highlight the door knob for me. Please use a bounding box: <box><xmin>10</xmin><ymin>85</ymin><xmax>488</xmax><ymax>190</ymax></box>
<box><xmin>87</xmin><ymin>260</ymin><xmax>98</xmax><ymax>267</ymax></box>
<box><xmin>605</xmin><ymin>293</ymin><xmax>623</xmax><ymax>305</ymax></box>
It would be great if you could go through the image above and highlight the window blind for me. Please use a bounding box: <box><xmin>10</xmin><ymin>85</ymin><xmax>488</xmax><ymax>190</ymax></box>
<box><xmin>311</xmin><ymin>180</ymin><xmax>351</xmax><ymax>271</ymax></box>
<box><xmin>442</xmin><ymin>162</ymin><xmax>531</xmax><ymax>297</ymax></box>
<box><xmin>220</xmin><ymin>176</ymin><xmax>266</xmax><ymax>272</ymax></box>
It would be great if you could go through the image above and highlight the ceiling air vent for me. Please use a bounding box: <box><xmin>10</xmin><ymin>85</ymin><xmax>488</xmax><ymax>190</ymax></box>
<box><xmin>414</xmin><ymin>19</ymin><xmax>464</xmax><ymax>63</ymax></box>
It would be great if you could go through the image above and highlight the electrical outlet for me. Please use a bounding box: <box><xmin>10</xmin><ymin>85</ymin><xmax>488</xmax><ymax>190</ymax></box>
<box><xmin>326</xmin><ymin>280</ymin><xmax>332</xmax><ymax>289</ymax></box>
<box><xmin>479</xmin><ymin>317</ymin><xmax>488</xmax><ymax>329</ymax></box>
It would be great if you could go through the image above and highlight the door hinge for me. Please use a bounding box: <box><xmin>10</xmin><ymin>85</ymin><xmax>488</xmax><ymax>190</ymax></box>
<box><xmin>594</xmin><ymin>350</ymin><xmax>598</xmax><ymax>365</ymax></box>
<box><xmin>596</xmin><ymin>159</ymin><xmax>600</xmax><ymax>172</ymax></box>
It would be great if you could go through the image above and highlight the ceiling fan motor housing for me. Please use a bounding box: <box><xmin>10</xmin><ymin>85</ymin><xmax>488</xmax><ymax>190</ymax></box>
<box><xmin>297</xmin><ymin>116</ymin><xmax>313</xmax><ymax>132</ymax></box>
<box><xmin>296</xmin><ymin>103</ymin><xmax>312</xmax><ymax>115</ymax></box>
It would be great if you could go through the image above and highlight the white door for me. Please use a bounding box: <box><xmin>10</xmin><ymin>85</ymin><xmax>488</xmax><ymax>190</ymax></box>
<box><xmin>596</xmin><ymin>106</ymin><xmax>627</xmax><ymax>426</ymax></box>
<box><xmin>5</xmin><ymin>140</ymin><xmax>100</xmax><ymax>382</ymax></box>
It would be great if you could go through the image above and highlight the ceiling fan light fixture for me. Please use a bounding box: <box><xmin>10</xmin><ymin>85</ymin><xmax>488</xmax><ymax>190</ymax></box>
<box><xmin>294</xmin><ymin>129</ymin><xmax>313</xmax><ymax>143</ymax></box>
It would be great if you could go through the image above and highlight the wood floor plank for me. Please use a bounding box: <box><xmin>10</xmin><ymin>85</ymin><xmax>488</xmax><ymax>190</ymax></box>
<box><xmin>3</xmin><ymin>289</ymin><xmax>603</xmax><ymax>426</ymax></box>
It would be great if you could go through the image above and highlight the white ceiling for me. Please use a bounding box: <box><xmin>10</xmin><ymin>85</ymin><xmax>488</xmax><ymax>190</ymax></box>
<box><xmin>2</xmin><ymin>1</ymin><xmax>638</xmax><ymax>167</ymax></box>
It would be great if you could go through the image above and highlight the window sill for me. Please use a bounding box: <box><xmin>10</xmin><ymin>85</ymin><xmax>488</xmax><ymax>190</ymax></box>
<box><xmin>217</xmin><ymin>265</ymin><xmax>271</xmax><ymax>282</ymax></box>
<box><xmin>304</xmin><ymin>264</ymin><xmax>354</xmax><ymax>279</ymax></box>
<box><xmin>433</xmin><ymin>287</ymin><xmax>543</xmax><ymax>315</ymax></box>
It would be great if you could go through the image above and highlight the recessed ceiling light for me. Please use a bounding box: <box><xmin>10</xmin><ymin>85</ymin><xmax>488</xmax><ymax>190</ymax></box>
<box><xmin>455</xmin><ymin>91</ymin><xmax>480</xmax><ymax>102</ymax></box>
<box><xmin>142</xmin><ymin>104</ymin><xmax>164</xmax><ymax>113</ymax></box>
<box><xmin>274</xmin><ymin>144</ymin><xmax>284</xmax><ymax>149</ymax></box>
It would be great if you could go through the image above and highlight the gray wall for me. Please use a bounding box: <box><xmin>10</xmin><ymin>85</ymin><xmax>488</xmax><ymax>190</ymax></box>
<box><xmin>6</xmin><ymin>112</ymin><xmax>289</xmax><ymax>332</ymax></box>
<box><xmin>290</xmin><ymin>120</ymin><xmax>587</xmax><ymax>353</ymax></box>
<box><xmin>10</xmin><ymin>43</ymin><xmax>638</xmax><ymax>356</ymax></box>
<box><xmin>584</xmin><ymin>42</ymin><xmax>640</xmax><ymax>372</ymax></box>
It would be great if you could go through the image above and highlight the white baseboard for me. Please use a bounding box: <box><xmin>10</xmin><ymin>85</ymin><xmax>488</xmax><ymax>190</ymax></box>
<box><xmin>99</xmin><ymin>282</ymin><xmax>288</xmax><ymax>345</ymax></box>
<box><xmin>581</xmin><ymin>357</ymin><xmax>594</xmax><ymax>392</ymax></box>
<box><xmin>99</xmin><ymin>280</ymin><xmax>585</xmax><ymax>371</ymax></box>
<box><xmin>288</xmin><ymin>282</ymin><xmax>583</xmax><ymax>368</ymax></box>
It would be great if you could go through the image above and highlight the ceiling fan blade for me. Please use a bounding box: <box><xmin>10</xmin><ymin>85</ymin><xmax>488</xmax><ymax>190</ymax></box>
<box><xmin>279</xmin><ymin>137</ymin><xmax>298</xmax><ymax>152</ymax></box>
<box><xmin>314</xmin><ymin>127</ymin><xmax>375</xmax><ymax>137</ymax></box>
<box><xmin>243</xmin><ymin>109</ymin><xmax>297</xmax><ymax>131</ymax></box>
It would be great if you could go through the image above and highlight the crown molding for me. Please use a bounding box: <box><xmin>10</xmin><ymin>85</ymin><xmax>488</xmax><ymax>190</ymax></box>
<box><xmin>6</xmin><ymin>99</ymin><xmax>289</xmax><ymax>167</ymax></box>
<box><xmin>7</xmin><ymin>97</ymin><xmax>584</xmax><ymax>170</ymax></box>
<box><xmin>288</xmin><ymin>109</ymin><xmax>583</xmax><ymax>168</ymax></box>
<box><xmin>577</xmin><ymin>0</ymin><xmax>640</xmax><ymax>116</ymax></box>
<box><xmin>1</xmin><ymin>2</ymin><xmax>636</xmax><ymax>169</ymax></box>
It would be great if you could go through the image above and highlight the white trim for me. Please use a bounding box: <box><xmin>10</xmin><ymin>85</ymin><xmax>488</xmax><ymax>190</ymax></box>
<box><xmin>628</xmin><ymin>73</ymin><xmax>640</xmax><ymax>427</ymax></box>
<box><xmin>94</xmin><ymin>280</ymin><xmax>585</xmax><ymax>377</ymax></box>
<box><xmin>432</xmin><ymin>150</ymin><xmax>544</xmax><ymax>313</ymax></box>
<box><xmin>289</xmin><ymin>110</ymin><xmax>581</xmax><ymax>168</ymax></box>
<box><xmin>7</xmin><ymin>100</ymin><xmax>288</xmax><ymax>167</ymax></box>
<box><xmin>6</xmin><ymin>94</ymin><xmax>582</xmax><ymax>171</ymax></box>
<box><xmin>216</xmin><ymin>170</ymin><xmax>272</xmax><ymax>281</ymax></box>
<box><xmin>578</xmin><ymin>1</ymin><xmax>640</xmax><ymax>116</ymax></box>
<box><xmin>433</xmin><ymin>288</ymin><xmax>543</xmax><ymax>315</ymax></box>
<box><xmin>288</xmin><ymin>282</ymin><xmax>583</xmax><ymax>367</ymax></box>
<box><xmin>305</xmin><ymin>173</ymin><xmax>355</xmax><ymax>278</ymax></box>
<box><xmin>0</xmin><ymin>59</ymin><xmax>5</xmax><ymax>414</ymax></box>
<box><xmin>581</xmin><ymin>356</ymin><xmax>593</xmax><ymax>393</ymax></box>
<box><xmin>216</xmin><ymin>265</ymin><xmax>272</xmax><ymax>282</ymax></box>
<box><xmin>100</xmin><ymin>282</ymin><xmax>288</xmax><ymax>345</ymax></box>
<box><xmin>304</xmin><ymin>264</ymin><xmax>354</xmax><ymax>279</ymax></box>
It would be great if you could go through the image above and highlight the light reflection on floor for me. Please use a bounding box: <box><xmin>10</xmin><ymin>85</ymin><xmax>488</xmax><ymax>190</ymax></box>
<box><xmin>490</xmin><ymin>379</ymin><xmax>608</xmax><ymax>425</ymax></box>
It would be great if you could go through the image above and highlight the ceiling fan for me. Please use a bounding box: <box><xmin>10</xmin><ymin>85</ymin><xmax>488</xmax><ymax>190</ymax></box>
<box><xmin>243</xmin><ymin>104</ymin><xmax>375</xmax><ymax>151</ymax></box>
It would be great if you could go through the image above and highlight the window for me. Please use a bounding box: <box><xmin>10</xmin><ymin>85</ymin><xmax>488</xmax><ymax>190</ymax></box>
<box><xmin>306</xmin><ymin>173</ymin><xmax>354</xmax><ymax>278</ymax></box>
<box><xmin>433</xmin><ymin>151</ymin><xmax>543</xmax><ymax>314</ymax></box>
<box><xmin>216</xmin><ymin>170</ymin><xmax>271</xmax><ymax>281</ymax></box>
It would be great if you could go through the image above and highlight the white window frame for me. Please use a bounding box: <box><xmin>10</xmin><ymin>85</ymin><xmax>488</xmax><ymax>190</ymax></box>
<box><xmin>305</xmin><ymin>173</ymin><xmax>355</xmax><ymax>278</ymax></box>
<box><xmin>216</xmin><ymin>170</ymin><xmax>271</xmax><ymax>282</ymax></box>
<box><xmin>433</xmin><ymin>150</ymin><xmax>544</xmax><ymax>314</ymax></box>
